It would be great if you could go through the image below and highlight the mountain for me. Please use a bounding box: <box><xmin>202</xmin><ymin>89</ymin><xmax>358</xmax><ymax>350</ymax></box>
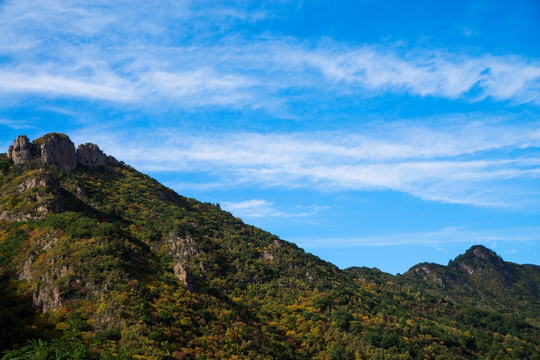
<box><xmin>1</xmin><ymin>133</ymin><xmax>539</xmax><ymax>359</ymax></box>
<box><xmin>401</xmin><ymin>245</ymin><xmax>540</xmax><ymax>322</ymax></box>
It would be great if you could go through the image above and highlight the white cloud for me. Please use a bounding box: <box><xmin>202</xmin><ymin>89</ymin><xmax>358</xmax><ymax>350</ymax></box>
<box><xmin>221</xmin><ymin>199</ymin><xmax>284</xmax><ymax>218</ymax></box>
<box><xmin>303</xmin><ymin>46</ymin><xmax>540</xmax><ymax>103</ymax></box>
<box><xmin>294</xmin><ymin>226</ymin><xmax>540</xmax><ymax>248</ymax></box>
<box><xmin>0</xmin><ymin>70</ymin><xmax>136</xmax><ymax>101</ymax></box>
<box><xmin>144</xmin><ymin>69</ymin><xmax>257</xmax><ymax>107</ymax></box>
<box><xmin>1</xmin><ymin>1</ymin><xmax>540</xmax><ymax>109</ymax></box>
<box><xmin>71</xmin><ymin>117</ymin><xmax>540</xmax><ymax>209</ymax></box>
<box><xmin>221</xmin><ymin>199</ymin><xmax>325</xmax><ymax>219</ymax></box>
<box><xmin>480</xmin><ymin>58</ymin><xmax>540</xmax><ymax>102</ymax></box>
<box><xmin>0</xmin><ymin>118</ymin><xmax>35</xmax><ymax>129</ymax></box>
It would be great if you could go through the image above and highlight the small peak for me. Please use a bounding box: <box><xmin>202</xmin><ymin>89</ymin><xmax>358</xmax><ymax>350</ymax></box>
<box><xmin>449</xmin><ymin>245</ymin><xmax>505</xmax><ymax>275</ymax></box>
<box><xmin>465</xmin><ymin>245</ymin><xmax>500</xmax><ymax>260</ymax></box>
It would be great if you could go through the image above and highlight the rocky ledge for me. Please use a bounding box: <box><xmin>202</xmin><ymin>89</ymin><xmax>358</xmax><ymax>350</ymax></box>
<box><xmin>7</xmin><ymin>133</ymin><xmax>117</xmax><ymax>170</ymax></box>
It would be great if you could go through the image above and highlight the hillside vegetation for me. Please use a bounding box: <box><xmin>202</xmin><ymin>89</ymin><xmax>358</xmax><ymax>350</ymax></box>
<box><xmin>0</xmin><ymin>134</ymin><xmax>539</xmax><ymax>359</ymax></box>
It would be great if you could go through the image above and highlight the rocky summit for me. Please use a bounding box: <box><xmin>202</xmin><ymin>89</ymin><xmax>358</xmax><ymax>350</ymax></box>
<box><xmin>7</xmin><ymin>133</ymin><xmax>116</xmax><ymax>171</ymax></box>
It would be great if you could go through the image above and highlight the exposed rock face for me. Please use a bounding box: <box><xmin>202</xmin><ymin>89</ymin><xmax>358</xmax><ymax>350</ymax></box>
<box><xmin>411</xmin><ymin>264</ymin><xmax>448</xmax><ymax>287</ymax></box>
<box><xmin>7</xmin><ymin>135</ymin><xmax>32</xmax><ymax>166</ymax></box>
<box><xmin>168</xmin><ymin>232</ymin><xmax>199</xmax><ymax>290</ymax></box>
<box><xmin>0</xmin><ymin>172</ymin><xmax>65</xmax><ymax>221</ymax></box>
<box><xmin>18</xmin><ymin>231</ymin><xmax>69</xmax><ymax>312</ymax></box>
<box><xmin>470</xmin><ymin>245</ymin><xmax>500</xmax><ymax>261</ymax></box>
<box><xmin>38</xmin><ymin>133</ymin><xmax>77</xmax><ymax>171</ymax></box>
<box><xmin>450</xmin><ymin>245</ymin><xmax>507</xmax><ymax>276</ymax></box>
<box><xmin>6</xmin><ymin>133</ymin><xmax>117</xmax><ymax>170</ymax></box>
<box><xmin>261</xmin><ymin>239</ymin><xmax>282</xmax><ymax>261</ymax></box>
<box><xmin>77</xmin><ymin>143</ymin><xmax>107</xmax><ymax>168</ymax></box>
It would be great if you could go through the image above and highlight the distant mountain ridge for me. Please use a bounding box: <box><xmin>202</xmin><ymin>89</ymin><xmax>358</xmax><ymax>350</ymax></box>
<box><xmin>402</xmin><ymin>245</ymin><xmax>540</xmax><ymax>317</ymax></box>
<box><xmin>1</xmin><ymin>133</ymin><xmax>539</xmax><ymax>359</ymax></box>
<box><xmin>406</xmin><ymin>245</ymin><xmax>517</xmax><ymax>285</ymax></box>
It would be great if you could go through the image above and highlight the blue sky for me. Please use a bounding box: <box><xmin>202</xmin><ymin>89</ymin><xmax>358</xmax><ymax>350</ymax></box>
<box><xmin>1</xmin><ymin>0</ymin><xmax>540</xmax><ymax>274</ymax></box>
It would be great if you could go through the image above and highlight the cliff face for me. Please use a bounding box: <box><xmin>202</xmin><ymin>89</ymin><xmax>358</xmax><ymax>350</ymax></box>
<box><xmin>39</xmin><ymin>133</ymin><xmax>77</xmax><ymax>171</ymax></box>
<box><xmin>76</xmin><ymin>143</ymin><xmax>108</xmax><ymax>168</ymax></box>
<box><xmin>7</xmin><ymin>133</ymin><xmax>116</xmax><ymax>171</ymax></box>
<box><xmin>7</xmin><ymin>135</ymin><xmax>32</xmax><ymax>166</ymax></box>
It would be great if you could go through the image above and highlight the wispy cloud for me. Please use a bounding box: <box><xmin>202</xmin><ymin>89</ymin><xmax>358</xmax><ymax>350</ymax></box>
<box><xmin>143</xmin><ymin>69</ymin><xmax>258</xmax><ymax>107</ymax></box>
<box><xmin>294</xmin><ymin>226</ymin><xmax>540</xmax><ymax>248</ymax></box>
<box><xmin>70</xmin><ymin>116</ymin><xmax>540</xmax><ymax>209</ymax></box>
<box><xmin>1</xmin><ymin>2</ymin><xmax>540</xmax><ymax>110</ymax></box>
<box><xmin>0</xmin><ymin>118</ymin><xmax>35</xmax><ymax>129</ymax></box>
<box><xmin>221</xmin><ymin>199</ymin><xmax>288</xmax><ymax>218</ymax></box>
<box><xmin>221</xmin><ymin>199</ymin><xmax>327</xmax><ymax>220</ymax></box>
<box><xmin>0</xmin><ymin>70</ymin><xmax>136</xmax><ymax>101</ymax></box>
<box><xmin>304</xmin><ymin>46</ymin><xmax>540</xmax><ymax>103</ymax></box>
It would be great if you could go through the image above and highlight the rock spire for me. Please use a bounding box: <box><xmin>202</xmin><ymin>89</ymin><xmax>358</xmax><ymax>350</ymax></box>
<box><xmin>7</xmin><ymin>135</ymin><xmax>33</xmax><ymax>166</ymax></box>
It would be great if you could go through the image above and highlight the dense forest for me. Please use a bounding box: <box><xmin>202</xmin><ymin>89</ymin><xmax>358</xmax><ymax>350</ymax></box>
<box><xmin>0</xmin><ymin>134</ymin><xmax>539</xmax><ymax>359</ymax></box>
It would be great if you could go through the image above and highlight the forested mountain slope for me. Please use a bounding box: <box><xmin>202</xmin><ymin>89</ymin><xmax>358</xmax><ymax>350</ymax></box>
<box><xmin>1</xmin><ymin>134</ymin><xmax>539</xmax><ymax>359</ymax></box>
<box><xmin>400</xmin><ymin>245</ymin><xmax>540</xmax><ymax>327</ymax></box>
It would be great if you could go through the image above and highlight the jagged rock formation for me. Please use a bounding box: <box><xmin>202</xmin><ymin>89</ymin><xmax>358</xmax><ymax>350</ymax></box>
<box><xmin>168</xmin><ymin>232</ymin><xmax>199</xmax><ymax>291</ymax></box>
<box><xmin>38</xmin><ymin>133</ymin><xmax>77</xmax><ymax>171</ymax></box>
<box><xmin>19</xmin><ymin>253</ymin><xmax>69</xmax><ymax>312</ymax></box>
<box><xmin>6</xmin><ymin>133</ymin><xmax>116</xmax><ymax>170</ymax></box>
<box><xmin>7</xmin><ymin>135</ymin><xmax>32</xmax><ymax>166</ymax></box>
<box><xmin>77</xmin><ymin>143</ymin><xmax>107</xmax><ymax>168</ymax></box>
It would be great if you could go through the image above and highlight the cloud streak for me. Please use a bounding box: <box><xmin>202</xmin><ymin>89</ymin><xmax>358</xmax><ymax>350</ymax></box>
<box><xmin>305</xmin><ymin>47</ymin><xmax>540</xmax><ymax>103</ymax></box>
<box><xmin>293</xmin><ymin>226</ymin><xmax>540</xmax><ymax>248</ymax></box>
<box><xmin>221</xmin><ymin>199</ymin><xmax>323</xmax><ymax>219</ymax></box>
<box><xmin>0</xmin><ymin>70</ymin><xmax>135</xmax><ymax>101</ymax></box>
<box><xmin>72</xmin><ymin>117</ymin><xmax>540</xmax><ymax>209</ymax></box>
<box><xmin>0</xmin><ymin>118</ymin><xmax>35</xmax><ymax>130</ymax></box>
<box><xmin>1</xmin><ymin>1</ymin><xmax>540</xmax><ymax>110</ymax></box>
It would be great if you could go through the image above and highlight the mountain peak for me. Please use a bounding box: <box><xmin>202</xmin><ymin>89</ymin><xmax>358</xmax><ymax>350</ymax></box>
<box><xmin>449</xmin><ymin>245</ymin><xmax>506</xmax><ymax>275</ymax></box>
<box><xmin>464</xmin><ymin>245</ymin><xmax>500</xmax><ymax>261</ymax></box>
<box><xmin>404</xmin><ymin>245</ymin><xmax>514</xmax><ymax>287</ymax></box>
<box><xmin>7</xmin><ymin>133</ymin><xmax>116</xmax><ymax>170</ymax></box>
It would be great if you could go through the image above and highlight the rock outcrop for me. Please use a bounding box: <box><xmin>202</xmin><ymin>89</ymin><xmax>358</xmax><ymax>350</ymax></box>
<box><xmin>6</xmin><ymin>133</ymin><xmax>116</xmax><ymax>170</ymax></box>
<box><xmin>77</xmin><ymin>143</ymin><xmax>107</xmax><ymax>168</ymax></box>
<box><xmin>7</xmin><ymin>135</ymin><xmax>33</xmax><ymax>166</ymax></box>
<box><xmin>168</xmin><ymin>232</ymin><xmax>199</xmax><ymax>290</ymax></box>
<box><xmin>38</xmin><ymin>133</ymin><xmax>77</xmax><ymax>171</ymax></box>
<box><xmin>0</xmin><ymin>172</ymin><xmax>66</xmax><ymax>221</ymax></box>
